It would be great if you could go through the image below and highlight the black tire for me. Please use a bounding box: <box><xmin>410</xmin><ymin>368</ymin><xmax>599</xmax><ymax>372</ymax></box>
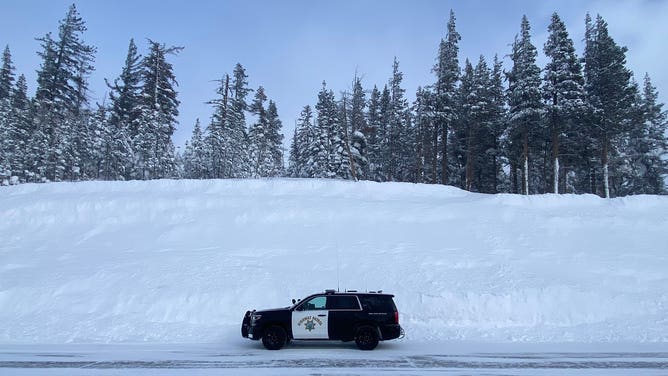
<box><xmin>262</xmin><ymin>325</ymin><xmax>287</xmax><ymax>350</ymax></box>
<box><xmin>355</xmin><ymin>326</ymin><xmax>379</xmax><ymax>350</ymax></box>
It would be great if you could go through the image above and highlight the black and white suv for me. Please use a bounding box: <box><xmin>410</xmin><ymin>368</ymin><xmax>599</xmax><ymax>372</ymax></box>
<box><xmin>241</xmin><ymin>290</ymin><xmax>403</xmax><ymax>350</ymax></box>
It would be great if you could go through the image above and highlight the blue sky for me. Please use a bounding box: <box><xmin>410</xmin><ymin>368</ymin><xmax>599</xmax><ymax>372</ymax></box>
<box><xmin>2</xmin><ymin>0</ymin><xmax>666</xmax><ymax>150</ymax></box>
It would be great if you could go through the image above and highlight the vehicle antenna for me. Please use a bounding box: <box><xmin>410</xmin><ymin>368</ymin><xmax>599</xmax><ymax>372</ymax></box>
<box><xmin>337</xmin><ymin>248</ymin><xmax>340</xmax><ymax>292</ymax></box>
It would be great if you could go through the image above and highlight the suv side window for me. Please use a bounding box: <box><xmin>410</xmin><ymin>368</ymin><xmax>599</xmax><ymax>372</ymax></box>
<box><xmin>327</xmin><ymin>295</ymin><xmax>361</xmax><ymax>310</ymax></box>
<box><xmin>359</xmin><ymin>295</ymin><xmax>396</xmax><ymax>312</ymax></box>
<box><xmin>298</xmin><ymin>296</ymin><xmax>327</xmax><ymax>311</ymax></box>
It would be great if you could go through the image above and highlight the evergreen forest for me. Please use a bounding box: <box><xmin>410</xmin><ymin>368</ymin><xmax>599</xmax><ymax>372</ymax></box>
<box><xmin>1</xmin><ymin>5</ymin><xmax>666</xmax><ymax>197</ymax></box>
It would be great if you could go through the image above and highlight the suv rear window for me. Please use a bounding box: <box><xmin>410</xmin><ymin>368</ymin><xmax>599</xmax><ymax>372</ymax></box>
<box><xmin>358</xmin><ymin>295</ymin><xmax>396</xmax><ymax>312</ymax></box>
<box><xmin>328</xmin><ymin>295</ymin><xmax>361</xmax><ymax>310</ymax></box>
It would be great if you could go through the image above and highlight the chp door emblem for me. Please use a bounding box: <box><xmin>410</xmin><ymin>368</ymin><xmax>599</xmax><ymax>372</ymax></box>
<box><xmin>297</xmin><ymin>316</ymin><xmax>323</xmax><ymax>331</ymax></box>
<box><xmin>304</xmin><ymin>319</ymin><xmax>316</xmax><ymax>332</ymax></box>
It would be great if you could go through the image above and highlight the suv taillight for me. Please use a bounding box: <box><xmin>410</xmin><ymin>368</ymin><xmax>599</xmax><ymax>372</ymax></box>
<box><xmin>394</xmin><ymin>311</ymin><xmax>399</xmax><ymax>324</ymax></box>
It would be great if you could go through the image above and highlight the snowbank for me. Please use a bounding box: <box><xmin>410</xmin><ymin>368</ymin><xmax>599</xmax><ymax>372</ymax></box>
<box><xmin>1</xmin><ymin>179</ymin><xmax>667</xmax><ymax>344</ymax></box>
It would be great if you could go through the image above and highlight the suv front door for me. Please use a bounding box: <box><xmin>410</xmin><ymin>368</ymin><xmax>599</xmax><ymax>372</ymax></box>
<box><xmin>292</xmin><ymin>296</ymin><xmax>329</xmax><ymax>339</ymax></box>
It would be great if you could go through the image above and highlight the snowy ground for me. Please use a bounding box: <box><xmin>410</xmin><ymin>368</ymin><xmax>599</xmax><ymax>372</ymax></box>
<box><xmin>1</xmin><ymin>179</ymin><xmax>667</xmax><ymax>374</ymax></box>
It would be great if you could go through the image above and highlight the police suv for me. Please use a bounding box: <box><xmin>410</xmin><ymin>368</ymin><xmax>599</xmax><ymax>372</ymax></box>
<box><xmin>241</xmin><ymin>290</ymin><xmax>402</xmax><ymax>350</ymax></box>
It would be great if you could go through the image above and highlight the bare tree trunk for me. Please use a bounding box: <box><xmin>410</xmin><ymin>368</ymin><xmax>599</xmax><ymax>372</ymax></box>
<box><xmin>465</xmin><ymin>124</ymin><xmax>475</xmax><ymax>191</ymax></box>
<box><xmin>522</xmin><ymin>125</ymin><xmax>529</xmax><ymax>195</ymax></box>
<box><xmin>602</xmin><ymin>134</ymin><xmax>609</xmax><ymax>198</ymax></box>
<box><xmin>552</xmin><ymin>126</ymin><xmax>559</xmax><ymax>194</ymax></box>
<box><xmin>441</xmin><ymin>119</ymin><xmax>448</xmax><ymax>185</ymax></box>
<box><xmin>431</xmin><ymin>122</ymin><xmax>438</xmax><ymax>184</ymax></box>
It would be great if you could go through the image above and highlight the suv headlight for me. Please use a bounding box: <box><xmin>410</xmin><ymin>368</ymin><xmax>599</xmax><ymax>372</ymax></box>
<box><xmin>251</xmin><ymin>314</ymin><xmax>262</xmax><ymax>322</ymax></box>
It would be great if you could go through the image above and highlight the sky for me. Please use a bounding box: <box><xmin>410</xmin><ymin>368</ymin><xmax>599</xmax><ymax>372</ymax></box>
<box><xmin>1</xmin><ymin>0</ymin><xmax>667</xmax><ymax>151</ymax></box>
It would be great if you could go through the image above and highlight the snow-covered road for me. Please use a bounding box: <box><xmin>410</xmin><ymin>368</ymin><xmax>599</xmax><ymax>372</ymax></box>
<box><xmin>2</xmin><ymin>342</ymin><xmax>667</xmax><ymax>375</ymax></box>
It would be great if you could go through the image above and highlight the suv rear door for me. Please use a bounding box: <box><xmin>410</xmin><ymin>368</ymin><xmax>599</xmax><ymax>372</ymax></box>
<box><xmin>326</xmin><ymin>295</ymin><xmax>363</xmax><ymax>340</ymax></box>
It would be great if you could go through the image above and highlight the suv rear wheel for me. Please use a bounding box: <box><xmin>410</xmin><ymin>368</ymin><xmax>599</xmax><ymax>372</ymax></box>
<box><xmin>354</xmin><ymin>326</ymin><xmax>379</xmax><ymax>350</ymax></box>
<box><xmin>262</xmin><ymin>325</ymin><xmax>287</xmax><ymax>350</ymax></box>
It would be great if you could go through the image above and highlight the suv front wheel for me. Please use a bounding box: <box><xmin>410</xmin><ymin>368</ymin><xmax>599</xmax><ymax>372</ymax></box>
<box><xmin>354</xmin><ymin>325</ymin><xmax>379</xmax><ymax>350</ymax></box>
<box><xmin>262</xmin><ymin>325</ymin><xmax>287</xmax><ymax>350</ymax></box>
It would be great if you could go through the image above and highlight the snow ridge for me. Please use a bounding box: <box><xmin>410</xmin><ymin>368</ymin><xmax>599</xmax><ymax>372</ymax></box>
<box><xmin>1</xmin><ymin>179</ymin><xmax>667</xmax><ymax>344</ymax></box>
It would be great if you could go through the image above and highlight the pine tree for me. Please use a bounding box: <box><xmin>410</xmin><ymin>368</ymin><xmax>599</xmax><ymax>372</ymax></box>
<box><xmin>348</xmin><ymin>75</ymin><xmax>368</xmax><ymax>179</ymax></box>
<box><xmin>0</xmin><ymin>45</ymin><xmax>15</xmax><ymax>183</ymax></box>
<box><xmin>413</xmin><ymin>86</ymin><xmax>436</xmax><ymax>183</ymax></box>
<box><xmin>7</xmin><ymin>75</ymin><xmax>32</xmax><ymax>182</ymax></box>
<box><xmin>583</xmin><ymin>15</ymin><xmax>635</xmax><ymax>197</ymax></box>
<box><xmin>206</xmin><ymin>74</ymin><xmax>231</xmax><ymax>179</ymax></box>
<box><xmin>620</xmin><ymin>74</ymin><xmax>668</xmax><ymax>194</ymax></box>
<box><xmin>227</xmin><ymin>63</ymin><xmax>252</xmax><ymax>178</ymax></box>
<box><xmin>183</xmin><ymin>119</ymin><xmax>207</xmax><ymax>179</ymax></box>
<box><xmin>310</xmin><ymin>81</ymin><xmax>337</xmax><ymax>178</ymax></box>
<box><xmin>365</xmin><ymin>86</ymin><xmax>383</xmax><ymax>181</ymax></box>
<box><xmin>377</xmin><ymin>85</ymin><xmax>391</xmax><ymax>181</ymax></box>
<box><xmin>0</xmin><ymin>45</ymin><xmax>15</xmax><ymax>101</ymax></box>
<box><xmin>106</xmin><ymin>38</ymin><xmax>142</xmax><ymax>179</ymax></box>
<box><xmin>385</xmin><ymin>57</ymin><xmax>412</xmax><ymax>182</ymax></box>
<box><xmin>32</xmin><ymin>4</ymin><xmax>96</xmax><ymax>182</ymax></box>
<box><xmin>248</xmin><ymin>86</ymin><xmax>283</xmax><ymax>177</ymax></box>
<box><xmin>452</xmin><ymin>59</ymin><xmax>474</xmax><ymax>188</ymax></box>
<box><xmin>433</xmin><ymin>9</ymin><xmax>461</xmax><ymax>185</ymax></box>
<box><xmin>543</xmin><ymin>12</ymin><xmax>585</xmax><ymax>193</ymax></box>
<box><xmin>463</xmin><ymin>56</ymin><xmax>498</xmax><ymax>192</ymax></box>
<box><xmin>488</xmin><ymin>55</ymin><xmax>508</xmax><ymax>193</ymax></box>
<box><xmin>288</xmin><ymin>105</ymin><xmax>314</xmax><ymax>177</ymax></box>
<box><xmin>639</xmin><ymin>74</ymin><xmax>668</xmax><ymax>194</ymax></box>
<box><xmin>265</xmin><ymin>100</ymin><xmax>285</xmax><ymax>177</ymax></box>
<box><xmin>134</xmin><ymin>39</ymin><xmax>182</xmax><ymax>179</ymax></box>
<box><xmin>91</xmin><ymin>103</ymin><xmax>113</xmax><ymax>180</ymax></box>
<box><xmin>507</xmin><ymin>15</ymin><xmax>543</xmax><ymax>194</ymax></box>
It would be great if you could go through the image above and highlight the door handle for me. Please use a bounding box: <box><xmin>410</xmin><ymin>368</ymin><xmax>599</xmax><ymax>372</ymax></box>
<box><xmin>317</xmin><ymin>314</ymin><xmax>326</xmax><ymax>317</ymax></box>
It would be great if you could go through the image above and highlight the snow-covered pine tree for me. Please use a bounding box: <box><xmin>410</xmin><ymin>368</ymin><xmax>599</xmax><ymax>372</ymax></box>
<box><xmin>248</xmin><ymin>86</ymin><xmax>283</xmax><ymax>177</ymax></box>
<box><xmin>433</xmin><ymin>9</ymin><xmax>461</xmax><ymax>185</ymax></box>
<box><xmin>488</xmin><ymin>55</ymin><xmax>508</xmax><ymax>193</ymax></box>
<box><xmin>183</xmin><ymin>119</ymin><xmax>207</xmax><ymax>179</ymax></box>
<box><xmin>507</xmin><ymin>15</ymin><xmax>543</xmax><ymax>195</ymax></box>
<box><xmin>376</xmin><ymin>86</ymin><xmax>392</xmax><ymax>181</ymax></box>
<box><xmin>348</xmin><ymin>74</ymin><xmax>368</xmax><ymax>180</ymax></box>
<box><xmin>106</xmin><ymin>38</ymin><xmax>143</xmax><ymax>179</ymax></box>
<box><xmin>227</xmin><ymin>63</ymin><xmax>252</xmax><ymax>178</ymax></box>
<box><xmin>288</xmin><ymin>105</ymin><xmax>314</xmax><ymax>177</ymax></box>
<box><xmin>265</xmin><ymin>100</ymin><xmax>285</xmax><ymax>177</ymax></box>
<box><xmin>0</xmin><ymin>45</ymin><xmax>14</xmax><ymax>101</ymax></box>
<box><xmin>365</xmin><ymin>86</ymin><xmax>382</xmax><ymax>181</ymax></box>
<box><xmin>334</xmin><ymin>92</ymin><xmax>355</xmax><ymax>180</ymax></box>
<box><xmin>542</xmin><ymin>12</ymin><xmax>585</xmax><ymax>194</ymax></box>
<box><xmin>452</xmin><ymin>59</ymin><xmax>474</xmax><ymax>189</ymax></box>
<box><xmin>206</xmin><ymin>74</ymin><xmax>231</xmax><ymax>179</ymax></box>
<box><xmin>619</xmin><ymin>74</ymin><xmax>668</xmax><ymax>195</ymax></box>
<box><xmin>0</xmin><ymin>45</ymin><xmax>15</xmax><ymax>183</ymax></box>
<box><xmin>638</xmin><ymin>74</ymin><xmax>668</xmax><ymax>194</ymax></box>
<box><xmin>6</xmin><ymin>75</ymin><xmax>32</xmax><ymax>183</ymax></box>
<box><xmin>384</xmin><ymin>57</ymin><xmax>412</xmax><ymax>182</ymax></box>
<box><xmin>413</xmin><ymin>86</ymin><xmax>436</xmax><ymax>183</ymax></box>
<box><xmin>33</xmin><ymin>4</ymin><xmax>96</xmax><ymax>182</ymax></box>
<box><xmin>583</xmin><ymin>15</ymin><xmax>635</xmax><ymax>198</ymax></box>
<box><xmin>464</xmin><ymin>56</ymin><xmax>498</xmax><ymax>192</ymax></box>
<box><xmin>309</xmin><ymin>81</ymin><xmax>336</xmax><ymax>178</ymax></box>
<box><xmin>90</xmin><ymin>104</ymin><xmax>113</xmax><ymax>180</ymax></box>
<box><xmin>134</xmin><ymin>39</ymin><xmax>182</xmax><ymax>179</ymax></box>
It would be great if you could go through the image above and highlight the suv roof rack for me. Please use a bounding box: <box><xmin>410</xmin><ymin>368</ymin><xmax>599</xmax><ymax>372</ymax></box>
<box><xmin>324</xmin><ymin>289</ymin><xmax>337</xmax><ymax>294</ymax></box>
